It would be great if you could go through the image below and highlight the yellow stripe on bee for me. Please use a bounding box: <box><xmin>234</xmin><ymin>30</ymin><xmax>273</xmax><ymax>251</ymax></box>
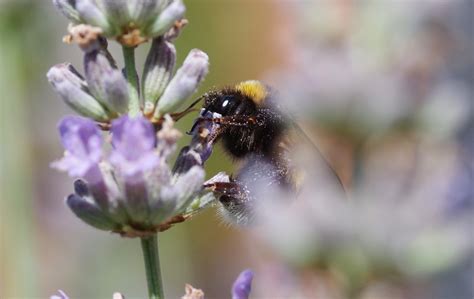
<box><xmin>235</xmin><ymin>80</ymin><xmax>268</xmax><ymax>106</ymax></box>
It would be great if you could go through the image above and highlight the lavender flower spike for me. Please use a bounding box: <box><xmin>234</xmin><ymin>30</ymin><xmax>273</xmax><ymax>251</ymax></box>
<box><xmin>232</xmin><ymin>269</ymin><xmax>254</xmax><ymax>299</ymax></box>
<box><xmin>51</xmin><ymin>116</ymin><xmax>103</xmax><ymax>179</ymax></box>
<box><xmin>47</xmin><ymin>64</ymin><xmax>110</xmax><ymax>122</ymax></box>
<box><xmin>154</xmin><ymin>49</ymin><xmax>209</xmax><ymax>119</ymax></box>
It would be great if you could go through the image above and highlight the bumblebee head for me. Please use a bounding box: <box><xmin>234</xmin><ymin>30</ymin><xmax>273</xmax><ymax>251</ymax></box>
<box><xmin>201</xmin><ymin>80</ymin><xmax>269</xmax><ymax>117</ymax></box>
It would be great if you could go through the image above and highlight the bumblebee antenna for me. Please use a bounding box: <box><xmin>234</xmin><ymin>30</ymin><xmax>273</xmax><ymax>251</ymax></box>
<box><xmin>169</xmin><ymin>95</ymin><xmax>205</xmax><ymax>123</ymax></box>
<box><xmin>183</xmin><ymin>95</ymin><xmax>205</xmax><ymax>112</ymax></box>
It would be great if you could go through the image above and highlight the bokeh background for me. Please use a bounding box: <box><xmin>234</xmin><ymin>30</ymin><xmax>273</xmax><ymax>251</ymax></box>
<box><xmin>0</xmin><ymin>0</ymin><xmax>472</xmax><ymax>298</ymax></box>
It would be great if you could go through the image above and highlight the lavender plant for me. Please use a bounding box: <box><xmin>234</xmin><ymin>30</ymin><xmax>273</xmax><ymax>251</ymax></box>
<box><xmin>47</xmin><ymin>1</ymin><xmax>239</xmax><ymax>298</ymax></box>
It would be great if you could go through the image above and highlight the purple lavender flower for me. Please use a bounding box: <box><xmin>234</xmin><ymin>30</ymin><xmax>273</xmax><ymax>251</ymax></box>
<box><xmin>110</xmin><ymin>115</ymin><xmax>159</xmax><ymax>177</ymax></box>
<box><xmin>51</xmin><ymin>116</ymin><xmax>103</xmax><ymax>179</ymax></box>
<box><xmin>232</xmin><ymin>269</ymin><xmax>254</xmax><ymax>299</ymax></box>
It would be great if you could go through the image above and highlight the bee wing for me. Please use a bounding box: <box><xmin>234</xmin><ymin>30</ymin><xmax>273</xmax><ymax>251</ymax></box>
<box><xmin>285</xmin><ymin>118</ymin><xmax>346</xmax><ymax>194</ymax></box>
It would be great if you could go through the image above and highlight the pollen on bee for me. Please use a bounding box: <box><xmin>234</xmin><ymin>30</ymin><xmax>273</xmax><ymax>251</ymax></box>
<box><xmin>199</xmin><ymin>128</ymin><xmax>210</xmax><ymax>138</ymax></box>
<box><xmin>235</xmin><ymin>80</ymin><xmax>268</xmax><ymax>106</ymax></box>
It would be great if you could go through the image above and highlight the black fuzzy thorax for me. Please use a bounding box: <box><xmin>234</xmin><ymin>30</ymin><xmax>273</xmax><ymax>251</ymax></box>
<box><xmin>202</xmin><ymin>88</ymin><xmax>287</xmax><ymax>158</ymax></box>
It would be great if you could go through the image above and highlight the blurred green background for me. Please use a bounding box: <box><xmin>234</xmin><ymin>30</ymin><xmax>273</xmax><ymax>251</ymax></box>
<box><xmin>0</xmin><ymin>1</ymin><xmax>289</xmax><ymax>298</ymax></box>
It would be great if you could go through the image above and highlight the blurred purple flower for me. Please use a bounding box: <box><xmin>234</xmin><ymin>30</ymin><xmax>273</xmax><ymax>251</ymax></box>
<box><xmin>110</xmin><ymin>115</ymin><xmax>159</xmax><ymax>178</ymax></box>
<box><xmin>50</xmin><ymin>290</ymin><xmax>69</xmax><ymax>299</ymax></box>
<box><xmin>51</xmin><ymin>116</ymin><xmax>103</xmax><ymax>180</ymax></box>
<box><xmin>232</xmin><ymin>269</ymin><xmax>254</xmax><ymax>299</ymax></box>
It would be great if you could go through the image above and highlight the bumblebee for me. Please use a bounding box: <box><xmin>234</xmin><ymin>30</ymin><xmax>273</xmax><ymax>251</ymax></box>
<box><xmin>178</xmin><ymin>80</ymin><xmax>344</xmax><ymax>224</ymax></box>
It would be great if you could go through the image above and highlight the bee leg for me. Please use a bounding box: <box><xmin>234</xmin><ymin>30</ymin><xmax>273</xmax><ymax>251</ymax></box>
<box><xmin>205</xmin><ymin>181</ymin><xmax>254</xmax><ymax>225</ymax></box>
<box><xmin>204</xmin><ymin>182</ymin><xmax>244</xmax><ymax>196</ymax></box>
<box><xmin>204</xmin><ymin>181</ymin><xmax>250</xmax><ymax>207</ymax></box>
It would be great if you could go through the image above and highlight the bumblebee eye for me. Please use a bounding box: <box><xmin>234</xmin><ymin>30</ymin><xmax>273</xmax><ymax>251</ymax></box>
<box><xmin>222</xmin><ymin>99</ymin><xmax>229</xmax><ymax>108</ymax></box>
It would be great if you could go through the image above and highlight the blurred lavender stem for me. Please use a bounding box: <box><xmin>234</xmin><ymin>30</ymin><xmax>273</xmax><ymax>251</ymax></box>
<box><xmin>351</xmin><ymin>142</ymin><xmax>366</xmax><ymax>192</ymax></box>
<box><xmin>122</xmin><ymin>46</ymin><xmax>140</xmax><ymax>116</ymax></box>
<box><xmin>141</xmin><ymin>235</ymin><xmax>164</xmax><ymax>299</ymax></box>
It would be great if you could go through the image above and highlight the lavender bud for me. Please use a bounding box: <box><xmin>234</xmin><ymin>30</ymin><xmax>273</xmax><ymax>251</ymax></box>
<box><xmin>127</xmin><ymin>0</ymin><xmax>162</xmax><ymax>27</ymax></box>
<box><xmin>66</xmin><ymin>193</ymin><xmax>119</xmax><ymax>231</ymax></box>
<box><xmin>84</xmin><ymin>50</ymin><xmax>129</xmax><ymax>114</ymax></box>
<box><xmin>154</xmin><ymin>49</ymin><xmax>209</xmax><ymax>118</ymax></box>
<box><xmin>148</xmin><ymin>0</ymin><xmax>186</xmax><ymax>38</ymax></box>
<box><xmin>74</xmin><ymin>178</ymin><xmax>89</xmax><ymax>197</ymax></box>
<box><xmin>47</xmin><ymin>65</ymin><xmax>109</xmax><ymax>122</ymax></box>
<box><xmin>173</xmin><ymin>166</ymin><xmax>205</xmax><ymax>212</ymax></box>
<box><xmin>142</xmin><ymin>38</ymin><xmax>176</xmax><ymax>114</ymax></box>
<box><xmin>72</xmin><ymin>177</ymin><xmax>127</xmax><ymax>229</ymax></box>
<box><xmin>231</xmin><ymin>269</ymin><xmax>254</xmax><ymax>299</ymax></box>
<box><xmin>102</xmin><ymin>0</ymin><xmax>130</xmax><ymax>27</ymax></box>
<box><xmin>52</xmin><ymin>0</ymin><xmax>81</xmax><ymax>23</ymax></box>
<box><xmin>75</xmin><ymin>0</ymin><xmax>114</xmax><ymax>35</ymax></box>
<box><xmin>150</xmin><ymin>166</ymin><xmax>204</xmax><ymax>225</ymax></box>
<box><xmin>173</xmin><ymin>110</ymin><xmax>221</xmax><ymax>174</ymax></box>
<box><xmin>173</xmin><ymin>146</ymin><xmax>199</xmax><ymax>174</ymax></box>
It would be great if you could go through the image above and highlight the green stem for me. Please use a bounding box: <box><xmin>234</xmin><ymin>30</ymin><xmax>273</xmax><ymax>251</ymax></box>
<box><xmin>122</xmin><ymin>45</ymin><xmax>141</xmax><ymax>116</ymax></box>
<box><xmin>141</xmin><ymin>235</ymin><xmax>164</xmax><ymax>299</ymax></box>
